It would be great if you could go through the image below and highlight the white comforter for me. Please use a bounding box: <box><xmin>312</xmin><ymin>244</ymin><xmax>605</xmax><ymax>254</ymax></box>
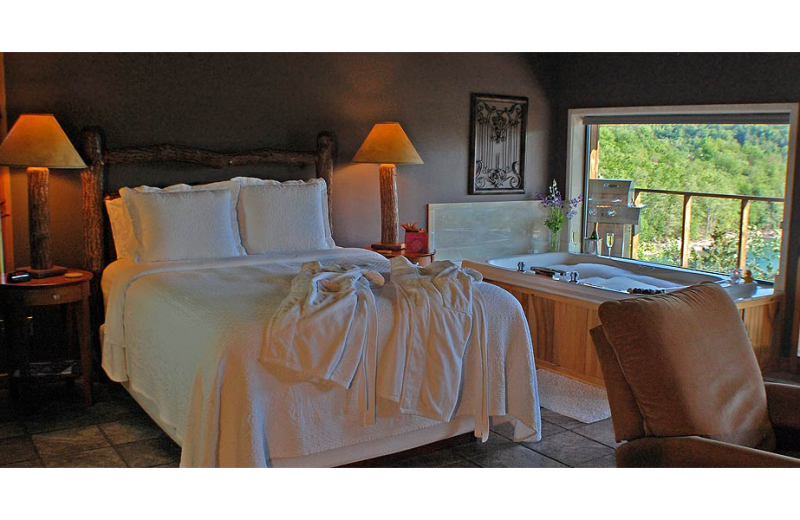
<box><xmin>101</xmin><ymin>248</ymin><xmax>541</xmax><ymax>467</ymax></box>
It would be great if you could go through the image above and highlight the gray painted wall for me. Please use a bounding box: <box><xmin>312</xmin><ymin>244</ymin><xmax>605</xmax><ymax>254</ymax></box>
<box><xmin>4</xmin><ymin>53</ymin><xmax>552</xmax><ymax>268</ymax></box>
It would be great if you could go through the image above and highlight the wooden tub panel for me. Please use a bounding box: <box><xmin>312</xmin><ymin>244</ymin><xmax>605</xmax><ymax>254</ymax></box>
<box><xmin>584</xmin><ymin>311</ymin><xmax>604</xmax><ymax>380</ymax></box>
<box><xmin>484</xmin><ymin>278</ymin><xmax>781</xmax><ymax>388</ymax></box>
<box><xmin>552</xmin><ymin>301</ymin><xmax>588</xmax><ymax>374</ymax></box>
<box><xmin>742</xmin><ymin>300</ymin><xmax>781</xmax><ymax>373</ymax></box>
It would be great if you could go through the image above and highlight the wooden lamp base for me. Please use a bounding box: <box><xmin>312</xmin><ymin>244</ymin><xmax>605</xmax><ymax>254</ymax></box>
<box><xmin>375</xmin><ymin>163</ymin><xmax>405</xmax><ymax>251</ymax></box>
<box><xmin>26</xmin><ymin>167</ymin><xmax>64</xmax><ymax>279</ymax></box>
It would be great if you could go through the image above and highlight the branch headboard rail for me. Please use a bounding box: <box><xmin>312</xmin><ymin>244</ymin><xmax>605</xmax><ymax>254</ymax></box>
<box><xmin>80</xmin><ymin>127</ymin><xmax>337</xmax><ymax>278</ymax></box>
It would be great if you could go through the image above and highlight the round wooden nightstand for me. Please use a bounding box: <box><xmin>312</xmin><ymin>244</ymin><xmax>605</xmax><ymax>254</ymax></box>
<box><xmin>0</xmin><ymin>269</ymin><xmax>94</xmax><ymax>405</ymax></box>
<box><xmin>365</xmin><ymin>247</ymin><xmax>436</xmax><ymax>267</ymax></box>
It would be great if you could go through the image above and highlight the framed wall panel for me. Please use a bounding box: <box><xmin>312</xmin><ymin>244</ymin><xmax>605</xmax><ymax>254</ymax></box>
<box><xmin>468</xmin><ymin>93</ymin><xmax>528</xmax><ymax>195</ymax></box>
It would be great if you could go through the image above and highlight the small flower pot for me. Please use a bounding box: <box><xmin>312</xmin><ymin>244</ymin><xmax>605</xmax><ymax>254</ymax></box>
<box><xmin>404</xmin><ymin>231</ymin><xmax>429</xmax><ymax>253</ymax></box>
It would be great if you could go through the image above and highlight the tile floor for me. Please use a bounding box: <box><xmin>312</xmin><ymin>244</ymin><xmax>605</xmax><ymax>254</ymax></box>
<box><xmin>0</xmin><ymin>383</ymin><xmax>180</xmax><ymax>468</ymax></box>
<box><xmin>0</xmin><ymin>381</ymin><xmax>618</xmax><ymax>468</ymax></box>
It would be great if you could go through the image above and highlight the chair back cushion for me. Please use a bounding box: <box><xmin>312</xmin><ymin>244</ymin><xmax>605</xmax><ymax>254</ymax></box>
<box><xmin>597</xmin><ymin>283</ymin><xmax>775</xmax><ymax>450</ymax></box>
<box><xmin>590</xmin><ymin>325</ymin><xmax>646</xmax><ymax>442</ymax></box>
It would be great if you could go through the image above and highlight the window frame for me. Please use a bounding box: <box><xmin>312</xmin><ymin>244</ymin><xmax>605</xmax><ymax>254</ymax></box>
<box><xmin>565</xmin><ymin>103</ymin><xmax>799</xmax><ymax>292</ymax></box>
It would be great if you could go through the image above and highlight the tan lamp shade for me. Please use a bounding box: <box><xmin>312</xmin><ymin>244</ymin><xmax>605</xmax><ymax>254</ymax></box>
<box><xmin>0</xmin><ymin>114</ymin><xmax>86</xmax><ymax>169</ymax></box>
<box><xmin>352</xmin><ymin>122</ymin><xmax>423</xmax><ymax>164</ymax></box>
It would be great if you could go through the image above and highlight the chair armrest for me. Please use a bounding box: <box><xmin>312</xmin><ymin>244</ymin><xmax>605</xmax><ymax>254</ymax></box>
<box><xmin>765</xmin><ymin>382</ymin><xmax>800</xmax><ymax>430</ymax></box>
<box><xmin>765</xmin><ymin>382</ymin><xmax>800</xmax><ymax>451</ymax></box>
<box><xmin>616</xmin><ymin>436</ymin><xmax>800</xmax><ymax>468</ymax></box>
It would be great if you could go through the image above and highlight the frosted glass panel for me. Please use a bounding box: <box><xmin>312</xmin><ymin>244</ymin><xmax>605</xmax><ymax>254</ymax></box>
<box><xmin>428</xmin><ymin>201</ymin><xmax>548</xmax><ymax>262</ymax></box>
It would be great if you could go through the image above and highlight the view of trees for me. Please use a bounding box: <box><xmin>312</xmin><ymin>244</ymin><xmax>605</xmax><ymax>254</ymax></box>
<box><xmin>596</xmin><ymin>124</ymin><xmax>788</xmax><ymax>281</ymax></box>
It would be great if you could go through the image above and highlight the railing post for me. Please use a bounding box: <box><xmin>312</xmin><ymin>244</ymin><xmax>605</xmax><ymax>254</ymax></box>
<box><xmin>631</xmin><ymin>190</ymin><xmax>642</xmax><ymax>259</ymax></box>
<box><xmin>738</xmin><ymin>199</ymin><xmax>751</xmax><ymax>270</ymax></box>
<box><xmin>680</xmin><ymin>195</ymin><xmax>693</xmax><ymax>268</ymax></box>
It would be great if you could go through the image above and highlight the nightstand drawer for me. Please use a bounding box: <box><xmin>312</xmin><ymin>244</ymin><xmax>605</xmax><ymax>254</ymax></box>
<box><xmin>2</xmin><ymin>283</ymin><xmax>85</xmax><ymax>307</ymax></box>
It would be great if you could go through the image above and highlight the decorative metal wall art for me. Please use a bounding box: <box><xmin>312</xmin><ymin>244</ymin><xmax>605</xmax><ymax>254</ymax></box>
<box><xmin>468</xmin><ymin>93</ymin><xmax>528</xmax><ymax>195</ymax></box>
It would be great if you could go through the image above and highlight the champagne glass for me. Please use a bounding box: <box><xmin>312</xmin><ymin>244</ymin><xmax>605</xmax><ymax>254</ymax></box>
<box><xmin>605</xmin><ymin>232</ymin><xmax>615</xmax><ymax>256</ymax></box>
<box><xmin>571</xmin><ymin>231</ymin><xmax>579</xmax><ymax>252</ymax></box>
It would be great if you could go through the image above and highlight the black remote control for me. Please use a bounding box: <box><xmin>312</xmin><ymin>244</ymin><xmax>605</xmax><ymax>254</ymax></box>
<box><xmin>6</xmin><ymin>270</ymin><xmax>31</xmax><ymax>283</ymax></box>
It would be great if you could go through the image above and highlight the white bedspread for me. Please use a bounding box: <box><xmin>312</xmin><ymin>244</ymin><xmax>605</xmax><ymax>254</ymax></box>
<box><xmin>101</xmin><ymin>248</ymin><xmax>541</xmax><ymax>467</ymax></box>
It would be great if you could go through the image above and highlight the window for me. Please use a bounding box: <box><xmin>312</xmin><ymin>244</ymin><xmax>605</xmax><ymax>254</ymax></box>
<box><xmin>592</xmin><ymin>122</ymin><xmax>787</xmax><ymax>281</ymax></box>
<box><xmin>565</xmin><ymin>104</ymin><xmax>798</xmax><ymax>290</ymax></box>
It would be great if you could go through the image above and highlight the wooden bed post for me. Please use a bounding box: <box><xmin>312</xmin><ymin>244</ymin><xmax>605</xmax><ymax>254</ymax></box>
<box><xmin>316</xmin><ymin>131</ymin><xmax>336</xmax><ymax>230</ymax></box>
<box><xmin>81</xmin><ymin>127</ymin><xmax>106</xmax><ymax>352</ymax></box>
<box><xmin>81</xmin><ymin>127</ymin><xmax>105</xmax><ymax>277</ymax></box>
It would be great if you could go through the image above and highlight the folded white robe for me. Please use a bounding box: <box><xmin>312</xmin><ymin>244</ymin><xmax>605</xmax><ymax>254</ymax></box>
<box><xmin>381</xmin><ymin>256</ymin><xmax>490</xmax><ymax>440</ymax></box>
<box><xmin>261</xmin><ymin>261</ymin><xmax>384</xmax><ymax>424</ymax></box>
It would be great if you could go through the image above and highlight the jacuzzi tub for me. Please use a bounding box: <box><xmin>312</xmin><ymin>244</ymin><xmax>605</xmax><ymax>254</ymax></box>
<box><xmin>466</xmin><ymin>252</ymin><xmax>769</xmax><ymax>302</ymax></box>
<box><xmin>486</xmin><ymin>252</ymin><xmax>726</xmax><ymax>293</ymax></box>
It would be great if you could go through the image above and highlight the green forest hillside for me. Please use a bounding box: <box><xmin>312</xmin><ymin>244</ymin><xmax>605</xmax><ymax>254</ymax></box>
<box><xmin>596</xmin><ymin>124</ymin><xmax>788</xmax><ymax>280</ymax></box>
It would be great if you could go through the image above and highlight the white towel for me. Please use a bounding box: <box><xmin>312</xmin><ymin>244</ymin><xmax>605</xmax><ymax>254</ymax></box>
<box><xmin>261</xmin><ymin>261</ymin><xmax>384</xmax><ymax>424</ymax></box>
<box><xmin>381</xmin><ymin>256</ymin><xmax>489</xmax><ymax>441</ymax></box>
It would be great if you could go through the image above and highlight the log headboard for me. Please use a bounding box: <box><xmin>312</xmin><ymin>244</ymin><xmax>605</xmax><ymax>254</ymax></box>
<box><xmin>79</xmin><ymin>127</ymin><xmax>336</xmax><ymax>277</ymax></box>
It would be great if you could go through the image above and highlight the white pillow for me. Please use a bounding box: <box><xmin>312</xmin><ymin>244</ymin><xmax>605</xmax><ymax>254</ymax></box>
<box><xmin>108</xmin><ymin>180</ymin><xmax>245</xmax><ymax>260</ymax></box>
<box><xmin>234</xmin><ymin>178</ymin><xmax>335</xmax><ymax>254</ymax></box>
<box><xmin>105</xmin><ymin>197</ymin><xmax>138</xmax><ymax>260</ymax></box>
<box><xmin>120</xmin><ymin>189</ymin><xmax>244</xmax><ymax>263</ymax></box>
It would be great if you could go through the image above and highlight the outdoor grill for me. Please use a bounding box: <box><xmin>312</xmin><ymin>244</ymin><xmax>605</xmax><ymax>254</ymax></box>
<box><xmin>586</xmin><ymin>179</ymin><xmax>644</xmax><ymax>257</ymax></box>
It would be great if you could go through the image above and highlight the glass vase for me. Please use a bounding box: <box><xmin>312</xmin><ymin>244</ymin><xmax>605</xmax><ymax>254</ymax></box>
<box><xmin>549</xmin><ymin>228</ymin><xmax>561</xmax><ymax>252</ymax></box>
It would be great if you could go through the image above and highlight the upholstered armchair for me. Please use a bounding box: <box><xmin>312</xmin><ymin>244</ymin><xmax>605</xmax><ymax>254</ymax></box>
<box><xmin>590</xmin><ymin>283</ymin><xmax>800</xmax><ymax>467</ymax></box>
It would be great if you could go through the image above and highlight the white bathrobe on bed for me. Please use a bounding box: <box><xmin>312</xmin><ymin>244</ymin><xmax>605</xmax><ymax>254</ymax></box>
<box><xmin>380</xmin><ymin>256</ymin><xmax>489</xmax><ymax>440</ymax></box>
<box><xmin>261</xmin><ymin>261</ymin><xmax>384</xmax><ymax>424</ymax></box>
<box><xmin>263</xmin><ymin>255</ymin><xmax>490</xmax><ymax>440</ymax></box>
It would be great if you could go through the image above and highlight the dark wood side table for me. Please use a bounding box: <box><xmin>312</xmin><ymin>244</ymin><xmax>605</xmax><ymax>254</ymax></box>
<box><xmin>365</xmin><ymin>247</ymin><xmax>436</xmax><ymax>267</ymax></box>
<box><xmin>0</xmin><ymin>269</ymin><xmax>94</xmax><ymax>405</ymax></box>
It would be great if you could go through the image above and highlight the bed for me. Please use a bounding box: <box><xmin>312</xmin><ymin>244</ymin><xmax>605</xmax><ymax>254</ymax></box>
<box><xmin>80</xmin><ymin>127</ymin><xmax>542</xmax><ymax>467</ymax></box>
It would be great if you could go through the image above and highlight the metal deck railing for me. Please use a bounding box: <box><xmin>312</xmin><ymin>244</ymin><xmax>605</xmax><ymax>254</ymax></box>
<box><xmin>631</xmin><ymin>188</ymin><xmax>784</xmax><ymax>269</ymax></box>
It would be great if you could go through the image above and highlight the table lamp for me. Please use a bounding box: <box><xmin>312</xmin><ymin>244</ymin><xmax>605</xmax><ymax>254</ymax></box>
<box><xmin>0</xmin><ymin>114</ymin><xmax>87</xmax><ymax>278</ymax></box>
<box><xmin>352</xmin><ymin>122</ymin><xmax>423</xmax><ymax>250</ymax></box>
